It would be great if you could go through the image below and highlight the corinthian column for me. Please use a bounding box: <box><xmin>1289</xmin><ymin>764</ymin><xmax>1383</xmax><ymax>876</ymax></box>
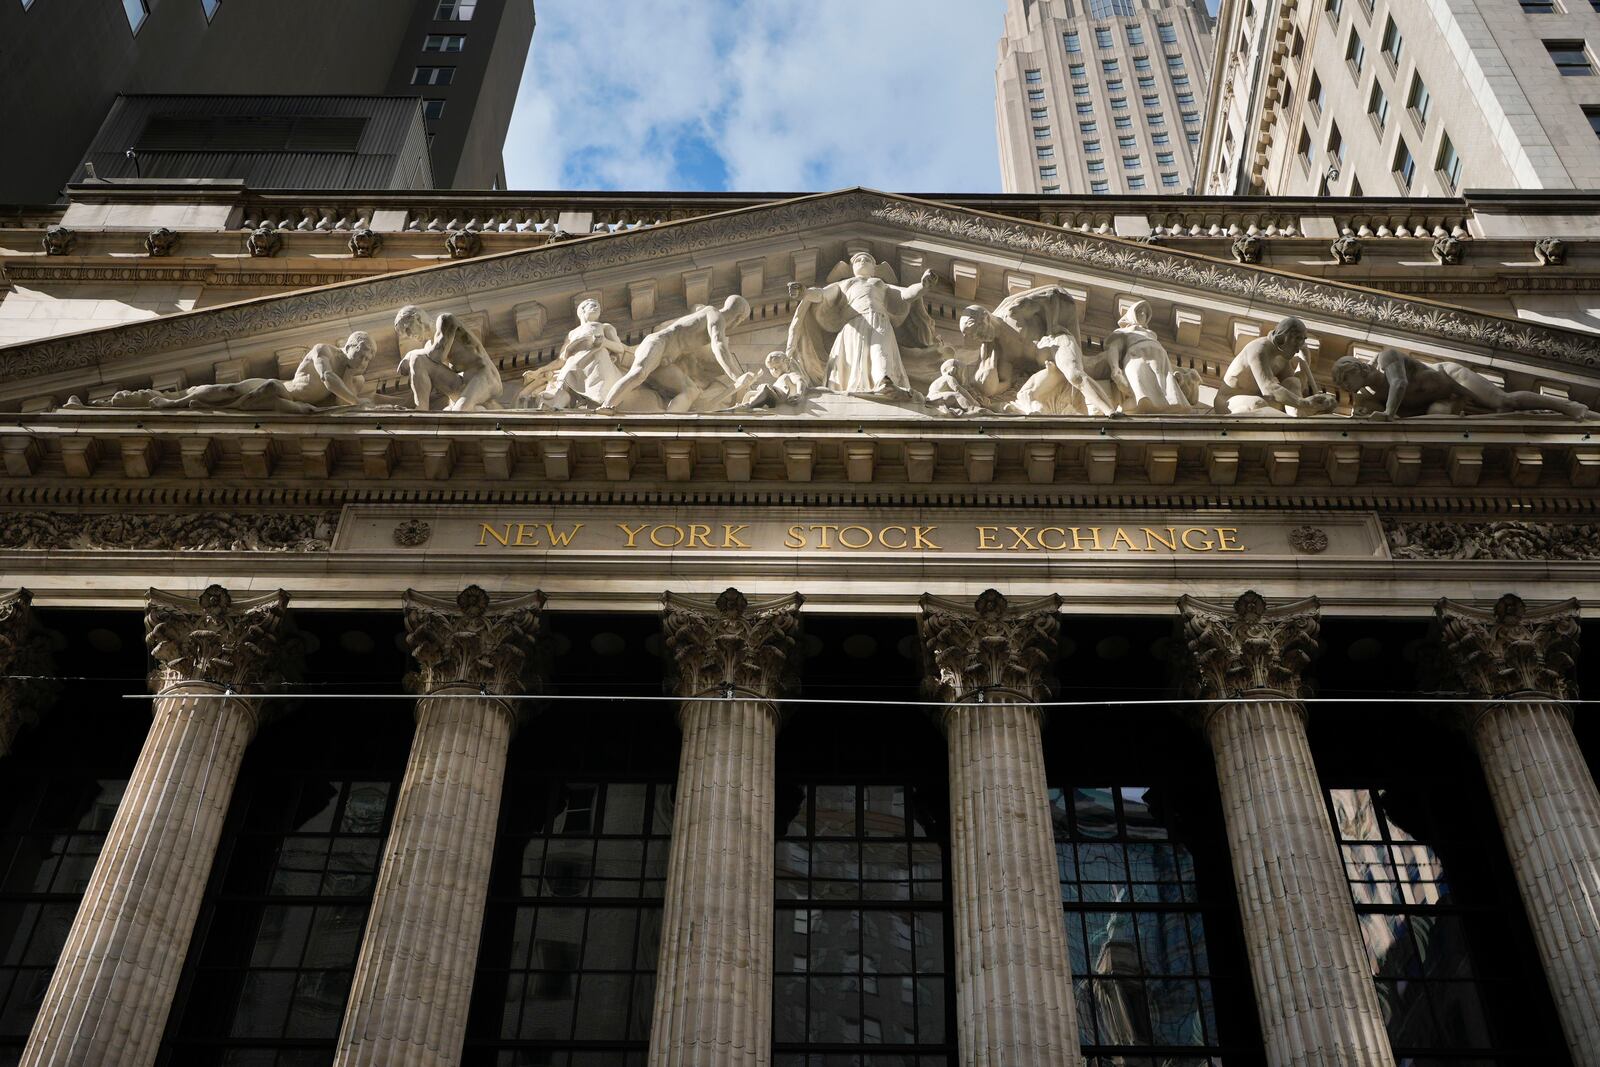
<box><xmin>649</xmin><ymin>588</ymin><xmax>802</xmax><ymax>1067</ymax></box>
<box><xmin>23</xmin><ymin>585</ymin><xmax>293</xmax><ymax>1067</ymax></box>
<box><xmin>1435</xmin><ymin>595</ymin><xmax>1600</xmax><ymax>1066</ymax></box>
<box><xmin>1178</xmin><ymin>592</ymin><xmax>1394</xmax><ymax>1067</ymax></box>
<box><xmin>0</xmin><ymin>589</ymin><xmax>55</xmax><ymax>757</ymax></box>
<box><xmin>335</xmin><ymin>586</ymin><xmax>545</xmax><ymax>1067</ymax></box>
<box><xmin>919</xmin><ymin>589</ymin><xmax>1082</xmax><ymax>1067</ymax></box>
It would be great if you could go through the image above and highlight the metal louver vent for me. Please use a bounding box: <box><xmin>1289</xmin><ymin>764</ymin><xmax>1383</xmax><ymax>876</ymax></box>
<box><xmin>136</xmin><ymin>116</ymin><xmax>368</xmax><ymax>153</ymax></box>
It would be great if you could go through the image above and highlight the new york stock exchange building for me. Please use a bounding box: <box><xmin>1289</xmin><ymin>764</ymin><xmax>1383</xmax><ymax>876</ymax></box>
<box><xmin>1</xmin><ymin>185</ymin><xmax>1600</xmax><ymax>1067</ymax></box>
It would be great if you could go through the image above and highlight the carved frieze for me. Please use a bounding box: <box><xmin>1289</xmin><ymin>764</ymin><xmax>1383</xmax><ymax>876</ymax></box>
<box><xmin>0</xmin><ymin>512</ymin><xmax>337</xmax><ymax>552</ymax></box>
<box><xmin>1178</xmin><ymin>591</ymin><xmax>1320</xmax><ymax>701</ymax></box>
<box><xmin>401</xmin><ymin>585</ymin><xmax>545</xmax><ymax>695</ymax></box>
<box><xmin>1385</xmin><ymin>519</ymin><xmax>1600</xmax><ymax>561</ymax></box>
<box><xmin>918</xmin><ymin>588</ymin><xmax>1060</xmax><ymax>703</ymax></box>
<box><xmin>1434</xmin><ymin>594</ymin><xmax>1580</xmax><ymax>700</ymax></box>
<box><xmin>145</xmin><ymin>584</ymin><xmax>295</xmax><ymax>691</ymax></box>
<box><xmin>662</xmin><ymin>587</ymin><xmax>802</xmax><ymax>699</ymax></box>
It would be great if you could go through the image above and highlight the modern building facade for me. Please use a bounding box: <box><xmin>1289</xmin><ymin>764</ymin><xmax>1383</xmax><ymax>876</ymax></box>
<box><xmin>0</xmin><ymin>184</ymin><xmax>1597</xmax><ymax>1067</ymax></box>
<box><xmin>996</xmin><ymin>0</ymin><xmax>1215</xmax><ymax>194</ymax></box>
<box><xmin>1198</xmin><ymin>0</ymin><xmax>1600</xmax><ymax>197</ymax></box>
<box><xmin>0</xmin><ymin>0</ymin><xmax>534</xmax><ymax>203</ymax></box>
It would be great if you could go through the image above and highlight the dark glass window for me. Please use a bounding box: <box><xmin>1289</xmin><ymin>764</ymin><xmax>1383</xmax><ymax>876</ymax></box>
<box><xmin>1547</xmin><ymin>40</ymin><xmax>1594</xmax><ymax>75</ymax></box>
<box><xmin>1055</xmin><ymin>786</ymin><xmax>1226</xmax><ymax>1060</ymax></box>
<box><xmin>412</xmin><ymin>66</ymin><xmax>456</xmax><ymax>86</ymax></box>
<box><xmin>0</xmin><ymin>610</ymin><xmax>146</xmax><ymax>1066</ymax></box>
<box><xmin>163</xmin><ymin>721</ymin><xmax>406</xmax><ymax>1064</ymax></box>
<box><xmin>122</xmin><ymin>0</ymin><xmax>147</xmax><ymax>32</ymax></box>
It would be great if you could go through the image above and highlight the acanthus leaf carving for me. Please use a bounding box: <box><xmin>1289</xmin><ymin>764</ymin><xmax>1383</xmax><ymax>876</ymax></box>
<box><xmin>0</xmin><ymin>512</ymin><xmax>338</xmax><ymax>552</ymax></box>
<box><xmin>1178</xmin><ymin>591</ymin><xmax>1320</xmax><ymax>701</ymax></box>
<box><xmin>144</xmin><ymin>584</ymin><xmax>294</xmax><ymax>692</ymax></box>
<box><xmin>662</xmin><ymin>587</ymin><xmax>802</xmax><ymax>699</ymax></box>
<box><xmin>401</xmin><ymin>585</ymin><xmax>545</xmax><ymax>695</ymax></box>
<box><xmin>1434</xmin><ymin>595</ymin><xmax>1580</xmax><ymax>700</ymax></box>
<box><xmin>918</xmin><ymin>588</ymin><xmax>1060</xmax><ymax>703</ymax></box>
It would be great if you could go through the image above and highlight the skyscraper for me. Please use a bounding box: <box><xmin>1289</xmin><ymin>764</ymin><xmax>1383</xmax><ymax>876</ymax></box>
<box><xmin>995</xmin><ymin>0</ymin><xmax>1215</xmax><ymax>194</ymax></box>
<box><xmin>1199</xmin><ymin>0</ymin><xmax>1600</xmax><ymax>196</ymax></box>
<box><xmin>0</xmin><ymin>0</ymin><xmax>534</xmax><ymax>202</ymax></box>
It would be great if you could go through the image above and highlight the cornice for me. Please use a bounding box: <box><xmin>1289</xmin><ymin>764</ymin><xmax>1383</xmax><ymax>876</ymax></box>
<box><xmin>4</xmin><ymin>190</ymin><xmax>1600</xmax><ymax>389</ymax></box>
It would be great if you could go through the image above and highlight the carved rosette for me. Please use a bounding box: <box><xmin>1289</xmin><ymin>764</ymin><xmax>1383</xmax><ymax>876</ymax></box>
<box><xmin>918</xmin><ymin>589</ymin><xmax>1060</xmax><ymax>704</ymax></box>
<box><xmin>145</xmin><ymin>584</ymin><xmax>294</xmax><ymax>692</ymax></box>
<box><xmin>0</xmin><ymin>590</ymin><xmax>54</xmax><ymax>748</ymax></box>
<box><xmin>402</xmin><ymin>585</ymin><xmax>544</xmax><ymax>696</ymax></box>
<box><xmin>662</xmin><ymin>588</ymin><xmax>803</xmax><ymax>699</ymax></box>
<box><xmin>1434</xmin><ymin>595</ymin><xmax>1580</xmax><ymax>701</ymax></box>
<box><xmin>1178</xmin><ymin>591</ymin><xmax>1321</xmax><ymax>701</ymax></box>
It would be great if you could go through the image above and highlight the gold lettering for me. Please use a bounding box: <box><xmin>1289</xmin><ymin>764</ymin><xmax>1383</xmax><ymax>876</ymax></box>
<box><xmin>1216</xmin><ymin>527</ymin><xmax>1246</xmax><ymax>552</ymax></box>
<box><xmin>1037</xmin><ymin>526</ymin><xmax>1069</xmax><ymax>551</ymax></box>
<box><xmin>1109</xmin><ymin>528</ymin><xmax>1144</xmax><ymax>552</ymax></box>
<box><xmin>544</xmin><ymin>523</ymin><xmax>583</xmax><ymax>547</ymax></box>
<box><xmin>810</xmin><ymin>524</ymin><xmax>838</xmax><ymax>549</ymax></box>
<box><xmin>650</xmin><ymin>524</ymin><xmax>686</xmax><ymax>548</ymax></box>
<box><xmin>913</xmin><ymin>526</ymin><xmax>940</xmax><ymax>550</ymax></box>
<box><xmin>878</xmin><ymin>525</ymin><xmax>909</xmax><ymax>550</ymax></box>
<box><xmin>1142</xmin><ymin>526</ymin><xmax>1179</xmax><ymax>552</ymax></box>
<box><xmin>1006</xmin><ymin>526</ymin><xmax>1038</xmax><ymax>550</ymax></box>
<box><xmin>1069</xmin><ymin>527</ymin><xmax>1104</xmax><ymax>551</ymax></box>
<box><xmin>686</xmin><ymin>524</ymin><xmax>713</xmax><ymax>549</ymax></box>
<box><xmin>1180</xmin><ymin>527</ymin><xmax>1216</xmax><ymax>551</ymax></box>
<box><xmin>477</xmin><ymin>523</ymin><xmax>512</xmax><ymax>548</ymax></box>
<box><xmin>784</xmin><ymin>525</ymin><xmax>806</xmax><ymax>549</ymax></box>
<box><xmin>976</xmin><ymin>526</ymin><xmax>1001</xmax><ymax>550</ymax></box>
<box><xmin>618</xmin><ymin>522</ymin><xmax>648</xmax><ymax>548</ymax></box>
<box><xmin>839</xmin><ymin>525</ymin><xmax>874</xmax><ymax>550</ymax></box>
<box><xmin>723</xmin><ymin>524</ymin><xmax>751</xmax><ymax>549</ymax></box>
<box><xmin>514</xmin><ymin>523</ymin><xmax>541</xmax><ymax>547</ymax></box>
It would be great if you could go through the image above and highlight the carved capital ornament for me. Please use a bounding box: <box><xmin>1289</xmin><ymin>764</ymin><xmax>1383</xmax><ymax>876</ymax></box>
<box><xmin>662</xmin><ymin>588</ymin><xmax>803</xmax><ymax>699</ymax></box>
<box><xmin>401</xmin><ymin>585</ymin><xmax>545</xmax><ymax>695</ymax></box>
<box><xmin>144</xmin><ymin>584</ymin><xmax>295</xmax><ymax>692</ymax></box>
<box><xmin>0</xmin><ymin>590</ymin><xmax>54</xmax><ymax>747</ymax></box>
<box><xmin>1434</xmin><ymin>595</ymin><xmax>1580</xmax><ymax>701</ymax></box>
<box><xmin>1178</xmin><ymin>591</ymin><xmax>1320</xmax><ymax>701</ymax></box>
<box><xmin>918</xmin><ymin>588</ymin><xmax>1060</xmax><ymax>703</ymax></box>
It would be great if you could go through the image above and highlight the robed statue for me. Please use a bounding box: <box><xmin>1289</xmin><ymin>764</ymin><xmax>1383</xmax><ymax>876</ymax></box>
<box><xmin>785</xmin><ymin>251</ymin><xmax>940</xmax><ymax>395</ymax></box>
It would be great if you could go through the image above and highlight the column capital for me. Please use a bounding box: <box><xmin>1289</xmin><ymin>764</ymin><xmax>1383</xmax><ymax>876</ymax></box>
<box><xmin>401</xmin><ymin>586</ymin><xmax>546</xmax><ymax>695</ymax></box>
<box><xmin>918</xmin><ymin>588</ymin><xmax>1060</xmax><ymax>704</ymax></box>
<box><xmin>145</xmin><ymin>585</ymin><xmax>294</xmax><ymax>693</ymax></box>
<box><xmin>1178</xmin><ymin>591</ymin><xmax>1320</xmax><ymax>702</ymax></box>
<box><xmin>661</xmin><ymin>588</ymin><xmax>803</xmax><ymax>699</ymax></box>
<box><xmin>0</xmin><ymin>590</ymin><xmax>54</xmax><ymax>751</ymax></box>
<box><xmin>1434</xmin><ymin>594</ymin><xmax>1581</xmax><ymax>701</ymax></box>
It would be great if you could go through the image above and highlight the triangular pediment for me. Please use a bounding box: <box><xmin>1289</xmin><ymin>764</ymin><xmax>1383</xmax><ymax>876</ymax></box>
<box><xmin>3</xmin><ymin>188</ymin><xmax>1599</xmax><ymax>418</ymax></box>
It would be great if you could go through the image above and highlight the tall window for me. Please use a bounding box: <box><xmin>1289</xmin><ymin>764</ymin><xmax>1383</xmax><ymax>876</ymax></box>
<box><xmin>1055</xmin><ymin>787</ymin><xmax>1229</xmax><ymax>1060</ymax></box>
<box><xmin>1407</xmin><ymin>71</ymin><xmax>1432</xmax><ymax>126</ymax></box>
<box><xmin>1326</xmin><ymin>0</ymin><xmax>1344</xmax><ymax>20</ymax></box>
<box><xmin>163</xmin><ymin>707</ymin><xmax>410</xmax><ymax>1063</ymax></box>
<box><xmin>1329</xmin><ymin>120</ymin><xmax>1346</xmax><ymax>165</ymax></box>
<box><xmin>1347</xmin><ymin>29</ymin><xmax>1367</xmax><ymax>75</ymax></box>
<box><xmin>1393</xmin><ymin>137</ymin><xmax>1416</xmax><ymax>187</ymax></box>
<box><xmin>1547</xmin><ymin>40</ymin><xmax>1594</xmax><ymax>75</ymax></box>
<box><xmin>773</xmin><ymin>707</ymin><xmax>954</xmax><ymax>1067</ymax></box>
<box><xmin>1436</xmin><ymin>133</ymin><xmax>1463</xmax><ymax>190</ymax></box>
<box><xmin>1298</xmin><ymin>125</ymin><xmax>1316</xmax><ymax>167</ymax></box>
<box><xmin>1096</xmin><ymin>26</ymin><xmax>1115</xmax><ymax>48</ymax></box>
<box><xmin>1380</xmin><ymin>16</ymin><xmax>1403</xmax><ymax>67</ymax></box>
<box><xmin>434</xmin><ymin>0</ymin><xmax>476</xmax><ymax>18</ymax></box>
<box><xmin>1309</xmin><ymin>70</ymin><xmax>1326</xmax><ymax>113</ymax></box>
<box><xmin>1368</xmin><ymin>82</ymin><xmax>1390</xmax><ymax>130</ymax></box>
<box><xmin>1066</xmin><ymin>30</ymin><xmax>1082</xmax><ymax>52</ymax></box>
<box><xmin>1587</xmin><ymin>105</ymin><xmax>1600</xmax><ymax>139</ymax></box>
<box><xmin>121</xmin><ymin>0</ymin><xmax>147</xmax><ymax>32</ymax></box>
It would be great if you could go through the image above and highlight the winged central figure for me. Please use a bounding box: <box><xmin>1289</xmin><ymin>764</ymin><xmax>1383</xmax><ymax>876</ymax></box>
<box><xmin>785</xmin><ymin>251</ymin><xmax>940</xmax><ymax>396</ymax></box>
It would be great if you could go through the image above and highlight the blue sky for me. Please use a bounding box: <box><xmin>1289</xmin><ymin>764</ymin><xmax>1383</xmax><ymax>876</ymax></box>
<box><xmin>503</xmin><ymin>0</ymin><xmax>1219</xmax><ymax>193</ymax></box>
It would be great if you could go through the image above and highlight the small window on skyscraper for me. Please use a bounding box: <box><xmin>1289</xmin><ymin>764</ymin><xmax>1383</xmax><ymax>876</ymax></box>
<box><xmin>422</xmin><ymin>99</ymin><xmax>447</xmax><ymax>119</ymax></box>
<box><xmin>1393</xmin><ymin>138</ymin><xmax>1417</xmax><ymax>187</ymax></box>
<box><xmin>1157</xmin><ymin>21</ymin><xmax>1177</xmax><ymax>44</ymax></box>
<box><xmin>201</xmin><ymin>0</ymin><xmax>220</xmax><ymax>18</ymax></box>
<box><xmin>434</xmin><ymin>0</ymin><xmax>476</xmax><ymax>18</ymax></box>
<box><xmin>1407</xmin><ymin>72</ymin><xmax>1431</xmax><ymax>126</ymax></box>
<box><xmin>1166</xmin><ymin>54</ymin><xmax>1184</xmax><ymax>71</ymax></box>
<box><xmin>1135</xmin><ymin>56</ymin><xmax>1153</xmax><ymax>73</ymax></box>
<box><xmin>1436</xmin><ymin>133</ymin><xmax>1463</xmax><ymax>190</ymax></box>
<box><xmin>1547</xmin><ymin>40</ymin><xmax>1594</xmax><ymax>75</ymax></box>
<box><xmin>424</xmin><ymin>34</ymin><xmax>466</xmax><ymax>52</ymax></box>
<box><xmin>1065</xmin><ymin>31</ymin><xmax>1082</xmax><ymax>52</ymax></box>
<box><xmin>1380</xmin><ymin>17</ymin><xmax>1403</xmax><ymax>67</ymax></box>
<box><xmin>1025</xmin><ymin>68</ymin><xmax>1043</xmax><ymax>84</ymax></box>
<box><xmin>1126</xmin><ymin>24</ymin><xmax>1144</xmax><ymax>46</ymax></box>
<box><xmin>122</xmin><ymin>0</ymin><xmax>148</xmax><ymax>32</ymax></box>
<box><xmin>1129</xmin><ymin>175</ymin><xmax>1146</xmax><ymax>189</ymax></box>
<box><xmin>1091</xmin><ymin>180</ymin><xmax>1110</xmax><ymax>194</ymax></box>
<box><xmin>413</xmin><ymin>66</ymin><xmax>456</xmax><ymax>86</ymax></box>
<box><xmin>1518</xmin><ymin>0</ymin><xmax>1558</xmax><ymax>11</ymax></box>
<box><xmin>1096</xmin><ymin>27</ymin><xmax>1114</xmax><ymax>49</ymax></box>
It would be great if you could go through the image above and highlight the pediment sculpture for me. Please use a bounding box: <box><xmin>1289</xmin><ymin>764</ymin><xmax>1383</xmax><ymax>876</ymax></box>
<box><xmin>51</xmin><ymin>247</ymin><xmax>1598</xmax><ymax>424</ymax></box>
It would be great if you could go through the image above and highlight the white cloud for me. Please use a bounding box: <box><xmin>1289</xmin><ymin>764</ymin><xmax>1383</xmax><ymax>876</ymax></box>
<box><xmin>502</xmin><ymin>0</ymin><xmax>1004</xmax><ymax>192</ymax></box>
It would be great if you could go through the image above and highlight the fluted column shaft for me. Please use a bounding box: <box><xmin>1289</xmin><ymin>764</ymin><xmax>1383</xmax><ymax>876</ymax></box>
<box><xmin>650</xmin><ymin>695</ymin><xmax>780</xmax><ymax>1067</ymax></box>
<box><xmin>1206</xmin><ymin>696</ymin><xmax>1394</xmax><ymax>1066</ymax></box>
<box><xmin>335</xmin><ymin>585</ymin><xmax>543</xmax><ymax>1067</ymax></box>
<box><xmin>334</xmin><ymin>687</ymin><xmax>516</xmax><ymax>1067</ymax></box>
<box><xmin>648</xmin><ymin>588</ymin><xmax>801</xmax><ymax>1067</ymax></box>
<box><xmin>1470</xmin><ymin>699</ymin><xmax>1600</xmax><ymax>1064</ymax></box>
<box><xmin>23</xmin><ymin>682</ymin><xmax>260</xmax><ymax>1067</ymax></box>
<box><xmin>943</xmin><ymin>697</ymin><xmax>1081</xmax><ymax>1067</ymax></box>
